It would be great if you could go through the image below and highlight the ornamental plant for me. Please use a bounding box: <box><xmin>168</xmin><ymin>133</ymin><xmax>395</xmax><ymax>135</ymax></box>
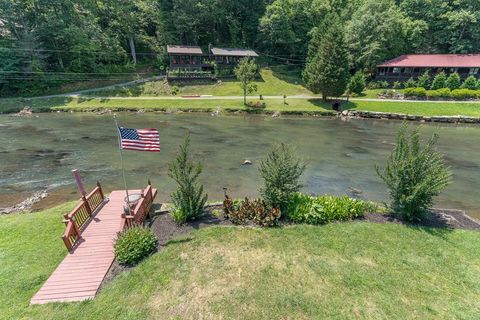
<box><xmin>446</xmin><ymin>72</ymin><xmax>461</xmax><ymax>90</ymax></box>
<box><xmin>376</xmin><ymin>124</ymin><xmax>452</xmax><ymax>221</ymax></box>
<box><xmin>286</xmin><ymin>193</ymin><xmax>377</xmax><ymax>225</ymax></box>
<box><xmin>404</xmin><ymin>77</ymin><xmax>417</xmax><ymax>88</ymax></box>
<box><xmin>416</xmin><ymin>70</ymin><xmax>431</xmax><ymax>89</ymax></box>
<box><xmin>461</xmin><ymin>75</ymin><xmax>478</xmax><ymax>90</ymax></box>
<box><xmin>168</xmin><ymin>133</ymin><xmax>208</xmax><ymax>224</ymax></box>
<box><xmin>115</xmin><ymin>227</ymin><xmax>157</xmax><ymax>265</ymax></box>
<box><xmin>259</xmin><ymin>143</ymin><xmax>305</xmax><ymax>213</ymax></box>
<box><xmin>430</xmin><ymin>71</ymin><xmax>447</xmax><ymax>90</ymax></box>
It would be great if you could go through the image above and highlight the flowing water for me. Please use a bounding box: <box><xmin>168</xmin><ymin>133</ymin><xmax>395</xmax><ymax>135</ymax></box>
<box><xmin>1</xmin><ymin>113</ymin><xmax>479</xmax><ymax>218</ymax></box>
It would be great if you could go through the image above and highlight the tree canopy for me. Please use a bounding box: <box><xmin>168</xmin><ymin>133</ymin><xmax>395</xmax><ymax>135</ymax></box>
<box><xmin>1</xmin><ymin>0</ymin><xmax>479</xmax><ymax>96</ymax></box>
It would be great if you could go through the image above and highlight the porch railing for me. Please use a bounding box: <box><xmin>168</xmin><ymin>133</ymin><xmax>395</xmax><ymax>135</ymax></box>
<box><xmin>62</xmin><ymin>182</ymin><xmax>106</xmax><ymax>251</ymax></box>
<box><xmin>122</xmin><ymin>180</ymin><xmax>155</xmax><ymax>229</ymax></box>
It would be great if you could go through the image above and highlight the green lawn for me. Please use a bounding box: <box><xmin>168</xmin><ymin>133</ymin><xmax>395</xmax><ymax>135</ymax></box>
<box><xmin>2</xmin><ymin>95</ymin><xmax>480</xmax><ymax>117</ymax></box>
<box><xmin>2</xmin><ymin>203</ymin><xmax>480</xmax><ymax>319</ymax></box>
<box><xmin>89</xmin><ymin>67</ymin><xmax>312</xmax><ymax>97</ymax></box>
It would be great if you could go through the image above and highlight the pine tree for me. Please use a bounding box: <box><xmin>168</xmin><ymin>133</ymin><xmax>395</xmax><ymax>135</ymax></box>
<box><xmin>168</xmin><ymin>133</ymin><xmax>208</xmax><ymax>224</ymax></box>
<box><xmin>446</xmin><ymin>72</ymin><xmax>461</xmax><ymax>90</ymax></box>
<box><xmin>303</xmin><ymin>14</ymin><xmax>350</xmax><ymax>101</ymax></box>
<box><xmin>347</xmin><ymin>71</ymin><xmax>366</xmax><ymax>95</ymax></box>
<box><xmin>430</xmin><ymin>71</ymin><xmax>447</xmax><ymax>90</ymax></box>
<box><xmin>461</xmin><ymin>75</ymin><xmax>478</xmax><ymax>90</ymax></box>
<box><xmin>416</xmin><ymin>70</ymin><xmax>431</xmax><ymax>89</ymax></box>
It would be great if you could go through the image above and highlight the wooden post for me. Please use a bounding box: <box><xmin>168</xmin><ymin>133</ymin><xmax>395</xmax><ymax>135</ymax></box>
<box><xmin>148</xmin><ymin>179</ymin><xmax>151</xmax><ymax>186</ymax></box>
<box><xmin>62</xmin><ymin>236</ymin><xmax>72</xmax><ymax>252</ymax></box>
<box><xmin>97</xmin><ymin>181</ymin><xmax>104</xmax><ymax>199</ymax></box>
<box><xmin>82</xmin><ymin>195</ymin><xmax>92</xmax><ymax>216</ymax></box>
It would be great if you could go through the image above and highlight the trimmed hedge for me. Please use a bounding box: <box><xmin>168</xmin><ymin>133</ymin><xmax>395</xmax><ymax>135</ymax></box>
<box><xmin>405</xmin><ymin>87</ymin><xmax>480</xmax><ymax>100</ymax></box>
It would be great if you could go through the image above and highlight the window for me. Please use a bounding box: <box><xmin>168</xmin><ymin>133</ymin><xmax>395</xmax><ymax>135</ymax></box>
<box><xmin>450</xmin><ymin>67</ymin><xmax>458</xmax><ymax>73</ymax></box>
<box><xmin>469</xmin><ymin>68</ymin><xmax>479</xmax><ymax>75</ymax></box>
<box><xmin>379</xmin><ymin>67</ymin><xmax>386</xmax><ymax>76</ymax></box>
<box><xmin>392</xmin><ymin>67</ymin><xmax>401</xmax><ymax>73</ymax></box>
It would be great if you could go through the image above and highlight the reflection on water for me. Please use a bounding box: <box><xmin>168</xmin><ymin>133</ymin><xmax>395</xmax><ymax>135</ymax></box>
<box><xmin>0</xmin><ymin>113</ymin><xmax>479</xmax><ymax>218</ymax></box>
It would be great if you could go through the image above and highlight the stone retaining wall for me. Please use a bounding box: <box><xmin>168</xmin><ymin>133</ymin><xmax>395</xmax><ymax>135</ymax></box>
<box><xmin>342</xmin><ymin>110</ymin><xmax>480</xmax><ymax>124</ymax></box>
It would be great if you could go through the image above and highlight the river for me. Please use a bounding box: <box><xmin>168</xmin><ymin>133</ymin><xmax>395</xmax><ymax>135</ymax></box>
<box><xmin>1</xmin><ymin>113</ymin><xmax>479</xmax><ymax>218</ymax></box>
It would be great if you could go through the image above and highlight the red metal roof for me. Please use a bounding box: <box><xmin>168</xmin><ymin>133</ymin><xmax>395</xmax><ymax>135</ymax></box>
<box><xmin>167</xmin><ymin>45</ymin><xmax>204</xmax><ymax>55</ymax></box>
<box><xmin>378</xmin><ymin>54</ymin><xmax>480</xmax><ymax>68</ymax></box>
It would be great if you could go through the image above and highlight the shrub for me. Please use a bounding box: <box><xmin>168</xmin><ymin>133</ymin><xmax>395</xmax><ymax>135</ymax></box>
<box><xmin>168</xmin><ymin>133</ymin><xmax>208</xmax><ymax>224</ymax></box>
<box><xmin>426</xmin><ymin>88</ymin><xmax>451</xmax><ymax>99</ymax></box>
<box><xmin>451</xmin><ymin>89</ymin><xmax>478</xmax><ymax>100</ymax></box>
<box><xmin>430</xmin><ymin>71</ymin><xmax>447</xmax><ymax>90</ymax></box>
<box><xmin>375</xmin><ymin>124</ymin><xmax>452</xmax><ymax>221</ymax></box>
<box><xmin>115</xmin><ymin>227</ymin><xmax>157</xmax><ymax>265</ymax></box>
<box><xmin>404</xmin><ymin>77</ymin><xmax>417</xmax><ymax>88</ymax></box>
<box><xmin>247</xmin><ymin>101</ymin><xmax>266</xmax><ymax>108</ymax></box>
<box><xmin>446</xmin><ymin>72</ymin><xmax>461</xmax><ymax>90</ymax></box>
<box><xmin>417</xmin><ymin>70</ymin><xmax>431</xmax><ymax>89</ymax></box>
<box><xmin>224</xmin><ymin>197</ymin><xmax>281</xmax><ymax>227</ymax></box>
<box><xmin>259</xmin><ymin>143</ymin><xmax>306</xmax><ymax>213</ymax></box>
<box><xmin>347</xmin><ymin>71</ymin><xmax>366</xmax><ymax>95</ymax></box>
<box><xmin>393</xmin><ymin>81</ymin><xmax>402</xmax><ymax>89</ymax></box>
<box><xmin>404</xmin><ymin>87</ymin><xmax>427</xmax><ymax>97</ymax></box>
<box><xmin>286</xmin><ymin>193</ymin><xmax>376</xmax><ymax>225</ymax></box>
<box><xmin>461</xmin><ymin>75</ymin><xmax>478</xmax><ymax>90</ymax></box>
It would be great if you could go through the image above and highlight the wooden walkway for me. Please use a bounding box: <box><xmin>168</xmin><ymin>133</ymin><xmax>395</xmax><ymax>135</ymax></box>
<box><xmin>31</xmin><ymin>188</ymin><xmax>156</xmax><ymax>305</ymax></box>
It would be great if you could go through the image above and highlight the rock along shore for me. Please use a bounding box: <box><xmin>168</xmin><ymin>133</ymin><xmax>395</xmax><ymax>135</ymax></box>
<box><xmin>341</xmin><ymin>110</ymin><xmax>480</xmax><ymax>124</ymax></box>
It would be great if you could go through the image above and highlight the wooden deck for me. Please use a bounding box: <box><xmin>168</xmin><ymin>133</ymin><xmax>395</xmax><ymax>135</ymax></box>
<box><xmin>31</xmin><ymin>188</ymin><xmax>157</xmax><ymax>305</ymax></box>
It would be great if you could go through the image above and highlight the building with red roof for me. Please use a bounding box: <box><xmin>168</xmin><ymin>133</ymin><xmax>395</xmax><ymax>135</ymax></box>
<box><xmin>376</xmin><ymin>54</ymin><xmax>480</xmax><ymax>82</ymax></box>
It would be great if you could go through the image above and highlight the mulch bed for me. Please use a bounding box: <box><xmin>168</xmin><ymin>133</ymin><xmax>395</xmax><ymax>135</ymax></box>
<box><xmin>100</xmin><ymin>205</ymin><xmax>479</xmax><ymax>290</ymax></box>
<box><xmin>361</xmin><ymin>208</ymin><xmax>480</xmax><ymax>230</ymax></box>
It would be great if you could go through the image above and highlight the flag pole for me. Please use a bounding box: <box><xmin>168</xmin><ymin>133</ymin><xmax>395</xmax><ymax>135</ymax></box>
<box><xmin>113</xmin><ymin>114</ymin><xmax>131</xmax><ymax>213</ymax></box>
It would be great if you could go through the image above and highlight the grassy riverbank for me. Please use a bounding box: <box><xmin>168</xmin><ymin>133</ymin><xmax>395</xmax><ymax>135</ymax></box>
<box><xmin>2</xmin><ymin>96</ymin><xmax>480</xmax><ymax>117</ymax></box>
<box><xmin>2</xmin><ymin>203</ymin><xmax>480</xmax><ymax>319</ymax></box>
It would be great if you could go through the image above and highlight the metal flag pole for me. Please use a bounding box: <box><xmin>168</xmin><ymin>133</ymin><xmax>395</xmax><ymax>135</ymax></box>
<box><xmin>113</xmin><ymin>114</ymin><xmax>131</xmax><ymax>213</ymax></box>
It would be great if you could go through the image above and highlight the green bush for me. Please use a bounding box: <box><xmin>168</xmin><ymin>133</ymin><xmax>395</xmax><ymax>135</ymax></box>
<box><xmin>461</xmin><ymin>75</ymin><xmax>479</xmax><ymax>90</ymax></box>
<box><xmin>426</xmin><ymin>88</ymin><xmax>451</xmax><ymax>99</ymax></box>
<box><xmin>404</xmin><ymin>77</ymin><xmax>417</xmax><ymax>88</ymax></box>
<box><xmin>393</xmin><ymin>81</ymin><xmax>402</xmax><ymax>89</ymax></box>
<box><xmin>376</xmin><ymin>124</ymin><xmax>452</xmax><ymax>221</ymax></box>
<box><xmin>404</xmin><ymin>87</ymin><xmax>427</xmax><ymax>97</ymax></box>
<box><xmin>168</xmin><ymin>133</ymin><xmax>208</xmax><ymax>224</ymax></box>
<box><xmin>348</xmin><ymin>71</ymin><xmax>366</xmax><ymax>95</ymax></box>
<box><xmin>446</xmin><ymin>72</ymin><xmax>461</xmax><ymax>90</ymax></box>
<box><xmin>259</xmin><ymin>143</ymin><xmax>306</xmax><ymax>213</ymax></box>
<box><xmin>286</xmin><ymin>193</ymin><xmax>376</xmax><ymax>225</ymax></box>
<box><xmin>451</xmin><ymin>89</ymin><xmax>478</xmax><ymax>100</ymax></box>
<box><xmin>416</xmin><ymin>70</ymin><xmax>431</xmax><ymax>89</ymax></box>
<box><xmin>430</xmin><ymin>72</ymin><xmax>447</xmax><ymax>90</ymax></box>
<box><xmin>115</xmin><ymin>227</ymin><xmax>157</xmax><ymax>265</ymax></box>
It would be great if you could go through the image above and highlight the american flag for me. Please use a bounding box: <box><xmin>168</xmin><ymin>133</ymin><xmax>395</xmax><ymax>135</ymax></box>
<box><xmin>118</xmin><ymin>127</ymin><xmax>160</xmax><ymax>152</ymax></box>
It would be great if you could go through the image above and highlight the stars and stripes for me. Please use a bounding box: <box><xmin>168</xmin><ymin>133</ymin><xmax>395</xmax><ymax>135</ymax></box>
<box><xmin>118</xmin><ymin>127</ymin><xmax>160</xmax><ymax>152</ymax></box>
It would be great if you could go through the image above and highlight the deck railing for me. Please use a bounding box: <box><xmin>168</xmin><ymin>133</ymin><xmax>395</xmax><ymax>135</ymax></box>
<box><xmin>62</xmin><ymin>182</ymin><xmax>106</xmax><ymax>251</ymax></box>
<box><xmin>122</xmin><ymin>180</ymin><xmax>155</xmax><ymax>229</ymax></box>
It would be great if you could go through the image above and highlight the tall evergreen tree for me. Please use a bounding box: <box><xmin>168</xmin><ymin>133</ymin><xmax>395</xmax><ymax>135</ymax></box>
<box><xmin>303</xmin><ymin>14</ymin><xmax>350</xmax><ymax>101</ymax></box>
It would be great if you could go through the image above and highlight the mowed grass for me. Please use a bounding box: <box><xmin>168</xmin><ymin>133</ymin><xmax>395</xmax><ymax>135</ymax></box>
<box><xmin>350</xmin><ymin>100</ymin><xmax>480</xmax><ymax>117</ymax></box>
<box><xmin>89</xmin><ymin>67</ymin><xmax>312</xmax><ymax>97</ymax></box>
<box><xmin>2</xmin><ymin>204</ymin><xmax>480</xmax><ymax>319</ymax></box>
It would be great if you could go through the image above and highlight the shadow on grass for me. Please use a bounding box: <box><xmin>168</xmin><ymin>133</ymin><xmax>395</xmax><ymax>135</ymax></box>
<box><xmin>0</xmin><ymin>96</ymin><xmax>75</xmax><ymax>113</ymax></box>
<box><xmin>270</xmin><ymin>65</ymin><xmax>304</xmax><ymax>86</ymax></box>
<box><xmin>307</xmin><ymin>98</ymin><xmax>357</xmax><ymax>111</ymax></box>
